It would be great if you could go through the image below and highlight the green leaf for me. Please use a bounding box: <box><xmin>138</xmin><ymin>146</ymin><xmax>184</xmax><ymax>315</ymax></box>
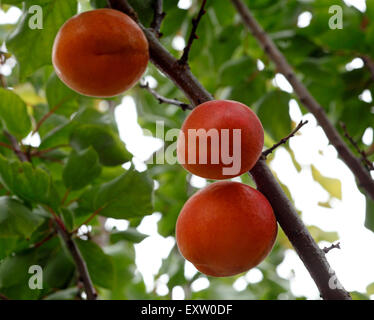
<box><xmin>95</xmin><ymin>169</ymin><xmax>154</xmax><ymax>219</ymax></box>
<box><xmin>43</xmin><ymin>248</ymin><xmax>75</xmax><ymax>289</ymax></box>
<box><xmin>256</xmin><ymin>91</ymin><xmax>292</xmax><ymax>141</ymax></box>
<box><xmin>76</xmin><ymin>239</ymin><xmax>114</xmax><ymax>289</ymax></box>
<box><xmin>44</xmin><ymin>287</ymin><xmax>79</xmax><ymax>300</ymax></box>
<box><xmin>63</xmin><ymin>147</ymin><xmax>102</xmax><ymax>191</ymax></box>
<box><xmin>311</xmin><ymin>165</ymin><xmax>342</xmax><ymax>200</ymax></box>
<box><xmin>46</xmin><ymin>73</ymin><xmax>79</xmax><ymax>117</ymax></box>
<box><xmin>308</xmin><ymin>225</ymin><xmax>339</xmax><ymax>243</ymax></box>
<box><xmin>365</xmin><ymin>197</ymin><xmax>374</xmax><ymax>233</ymax></box>
<box><xmin>219</xmin><ymin>56</ymin><xmax>258</xmax><ymax>86</ymax></box>
<box><xmin>110</xmin><ymin>228</ymin><xmax>148</xmax><ymax>244</ymax></box>
<box><xmin>0</xmin><ymin>197</ymin><xmax>44</xmax><ymax>238</ymax></box>
<box><xmin>6</xmin><ymin>0</ymin><xmax>77</xmax><ymax>79</ymax></box>
<box><xmin>0</xmin><ymin>154</ymin><xmax>60</xmax><ymax>208</ymax></box>
<box><xmin>0</xmin><ymin>88</ymin><xmax>31</xmax><ymax>138</ymax></box>
<box><xmin>70</xmin><ymin>124</ymin><xmax>132</xmax><ymax>166</ymax></box>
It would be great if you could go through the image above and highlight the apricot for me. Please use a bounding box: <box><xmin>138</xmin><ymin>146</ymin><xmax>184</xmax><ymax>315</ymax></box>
<box><xmin>177</xmin><ymin>100</ymin><xmax>264</xmax><ymax>180</ymax></box>
<box><xmin>52</xmin><ymin>9</ymin><xmax>149</xmax><ymax>97</ymax></box>
<box><xmin>176</xmin><ymin>181</ymin><xmax>277</xmax><ymax>277</ymax></box>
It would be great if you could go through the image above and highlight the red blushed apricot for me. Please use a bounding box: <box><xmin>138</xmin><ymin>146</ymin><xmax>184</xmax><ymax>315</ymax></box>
<box><xmin>52</xmin><ymin>9</ymin><xmax>149</xmax><ymax>97</ymax></box>
<box><xmin>177</xmin><ymin>100</ymin><xmax>264</xmax><ymax>180</ymax></box>
<box><xmin>176</xmin><ymin>181</ymin><xmax>277</xmax><ymax>277</ymax></box>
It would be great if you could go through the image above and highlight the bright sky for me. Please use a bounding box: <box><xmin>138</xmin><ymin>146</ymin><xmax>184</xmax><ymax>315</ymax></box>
<box><xmin>1</xmin><ymin>0</ymin><xmax>374</xmax><ymax>300</ymax></box>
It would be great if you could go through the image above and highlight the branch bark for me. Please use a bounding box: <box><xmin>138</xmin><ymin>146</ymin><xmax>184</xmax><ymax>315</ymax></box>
<box><xmin>3</xmin><ymin>130</ymin><xmax>28</xmax><ymax>162</ymax></box>
<box><xmin>139</xmin><ymin>82</ymin><xmax>192</xmax><ymax>110</ymax></box>
<box><xmin>108</xmin><ymin>0</ymin><xmax>351</xmax><ymax>300</ymax></box>
<box><xmin>48</xmin><ymin>208</ymin><xmax>97</xmax><ymax>300</ymax></box>
<box><xmin>231</xmin><ymin>0</ymin><xmax>374</xmax><ymax>201</ymax></box>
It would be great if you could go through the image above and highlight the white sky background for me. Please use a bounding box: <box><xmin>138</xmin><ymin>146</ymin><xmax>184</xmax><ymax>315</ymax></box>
<box><xmin>1</xmin><ymin>0</ymin><xmax>374</xmax><ymax>300</ymax></box>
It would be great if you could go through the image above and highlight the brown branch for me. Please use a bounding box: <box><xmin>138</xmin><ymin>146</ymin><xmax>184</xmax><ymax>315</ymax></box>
<box><xmin>108</xmin><ymin>0</ymin><xmax>351</xmax><ymax>300</ymax></box>
<box><xmin>139</xmin><ymin>82</ymin><xmax>192</xmax><ymax>110</ymax></box>
<box><xmin>263</xmin><ymin>120</ymin><xmax>308</xmax><ymax>158</ymax></box>
<box><xmin>72</xmin><ymin>208</ymin><xmax>103</xmax><ymax>234</ymax></box>
<box><xmin>150</xmin><ymin>0</ymin><xmax>165</xmax><ymax>37</ymax></box>
<box><xmin>178</xmin><ymin>0</ymin><xmax>207</xmax><ymax>65</ymax></box>
<box><xmin>0</xmin><ymin>141</ymin><xmax>14</xmax><ymax>151</ymax></box>
<box><xmin>340</xmin><ymin>122</ymin><xmax>374</xmax><ymax>171</ymax></box>
<box><xmin>31</xmin><ymin>144</ymin><xmax>70</xmax><ymax>157</ymax></box>
<box><xmin>32</xmin><ymin>231</ymin><xmax>57</xmax><ymax>249</ymax></box>
<box><xmin>250</xmin><ymin>161</ymin><xmax>350</xmax><ymax>299</ymax></box>
<box><xmin>3</xmin><ymin>130</ymin><xmax>28</xmax><ymax>162</ymax></box>
<box><xmin>47</xmin><ymin>207</ymin><xmax>97</xmax><ymax>300</ymax></box>
<box><xmin>361</xmin><ymin>55</ymin><xmax>374</xmax><ymax>82</ymax></box>
<box><xmin>323</xmin><ymin>242</ymin><xmax>341</xmax><ymax>254</ymax></box>
<box><xmin>231</xmin><ymin>0</ymin><xmax>374</xmax><ymax>201</ymax></box>
<box><xmin>0</xmin><ymin>293</ymin><xmax>10</xmax><ymax>300</ymax></box>
<box><xmin>32</xmin><ymin>100</ymin><xmax>66</xmax><ymax>136</ymax></box>
<box><xmin>61</xmin><ymin>189</ymin><xmax>71</xmax><ymax>206</ymax></box>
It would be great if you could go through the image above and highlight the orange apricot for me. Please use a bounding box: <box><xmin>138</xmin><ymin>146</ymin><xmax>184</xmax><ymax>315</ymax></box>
<box><xmin>177</xmin><ymin>100</ymin><xmax>264</xmax><ymax>180</ymax></box>
<box><xmin>52</xmin><ymin>8</ymin><xmax>149</xmax><ymax>97</ymax></box>
<box><xmin>176</xmin><ymin>181</ymin><xmax>277</xmax><ymax>277</ymax></box>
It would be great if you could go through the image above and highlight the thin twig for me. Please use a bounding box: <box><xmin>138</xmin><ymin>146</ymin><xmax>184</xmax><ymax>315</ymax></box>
<box><xmin>139</xmin><ymin>82</ymin><xmax>192</xmax><ymax>110</ymax></box>
<box><xmin>3</xmin><ymin>130</ymin><xmax>28</xmax><ymax>162</ymax></box>
<box><xmin>32</xmin><ymin>100</ymin><xmax>67</xmax><ymax>136</ymax></box>
<box><xmin>47</xmin><ymin>207</ymin><xmax>97</xmax><ymax>300</ymax></box>
<box><xmin>340</xmin><ymin>122</ymin><xmax>374</xmax><ymax>171</ymax></box>
<box><xmin>0</xmin><ymin>293</ymin><xmax>10</xmax><ymax>300</ymax></box>
<box><xmin>32</xmin><ymin>231</ymin><xmax>57</xmax><ymax>249</ymax></box>
<box><xmin>179</xmin><ymin>0</ymin><xmax>207</xmax><ymax>65</ymax></box>
<box><xmin>0</xmin><ymin>141</ymin><xmax>15</xmax><ymax>151</ymax></box>
<box><xmin>361</xmin><ymin>55</ymin><xmax>374</xmax><ymax>82</ymax></box>
<box><xmin>150</xmin><ymin>0</ymin><xmax>165</xmax><ymax>37</ymax></box>
<box><xmin>61</xmin><ymin>189</ymin><xmax>71</xmax><ymax>206</ymax></box>
<box><xmin>231</xmin><ymin>0</ymin><xmax>374</xmax><ymax>201</ymax></box>
<box><xmin>323</xmin><ymin>242</ymin><xmax>341</xmax><ymax>254</ymax></box>
<box><xmin>72</xmin><ymin>208</ymin><xmax>103</xmax><ymax>234</ymax></box>
<box><xmin>262</xmin><ymin>120</ymin><xmax>308</xmax><ymax>158</ymax></box>
<box><xmin>31</xmin><ymin>144</ymin><xmax>70</xmax><ymax>157</ymax></box>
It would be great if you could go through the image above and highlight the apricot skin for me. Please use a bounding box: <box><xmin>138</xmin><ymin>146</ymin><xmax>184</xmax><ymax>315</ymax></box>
<box><xmin>52</xmin><ymin>9</ymin><xmax>149</xmax><ymax>97</ymax></box>
<box><xmin>176</xmin><ymin>181</ymin><xmax>277</xmax><ymax>277</ymax></box>
<box><xmin>177</xmin><ymin>100</ymin><xmax>264</xmax><ymax>180</ymax></box>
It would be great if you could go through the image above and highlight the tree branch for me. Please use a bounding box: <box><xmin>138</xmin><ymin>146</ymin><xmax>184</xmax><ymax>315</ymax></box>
<box><xmin>139</xmin><ymin>82</ymin><xmax>192</xmax><ymax>110</ymax></box>
<box><xmin>340</xmin><ymin>122</ymin><xmax>374</xmax><ymax>171</ymax></box>
<box><xmin>361</xmin><ymin>55</ymin><xmax>374</xmax><ymax>82</ymax></box>
<box><xmin>262</xmin><ymin>120</ymin><xmax>308</xmax><ymax>158</ymax></box>
<box><xmin>250</xmin><ymin>161</ymin><xmax>350</xmax><ymax>299</ymax></box>
<box><xmin>231</xmin><ymin>0</ymin><xmax>374</xmax><ymax>201</ymax></box>
<box><xmin>0</xmin><ymin>292</ymin><xmax>10</xmax><ymax>300</ymax></box>
<box><xmin>150</xmin><ymin>0</ymin><xmax>165</xmax><ymax>37</ymax></box>
<box><xmin>3</xmin><ymin>130</ymin><xmax>28</xmax><ymax>162</ymax></box>
<box><xmin>47</xmin><ymin>207</ymin><xmax>97</xmax><ymax>300</ymax></box>
<box><xmin>108</xmin><ymin>0</ymin><xmax>351</xmax><ymax>300</ymax></box>
<box><xmin>179</xmin><ymin>0</ymin><xmax>207</xmax><ymax>65</ymax></box>
<box><xmin>323</xmin><ymin>242</ymin><xmax>341</xmax><ymax>254</ymax></box>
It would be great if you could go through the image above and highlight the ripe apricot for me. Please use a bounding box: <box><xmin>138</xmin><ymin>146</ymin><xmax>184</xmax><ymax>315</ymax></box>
<box><xmin>176</xmin><ymin>181</ymin><xmax>277</xmax><ymax>277</ymax></box>
<box><xmin>52</xmin><ymin>9</ymin><xmax>149</xmax><ymax>97</ymax></box>
<box><xmin>177</xmin><ymin>100</ymin><xmax>264</xmax><ymax>180</ymax></box>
